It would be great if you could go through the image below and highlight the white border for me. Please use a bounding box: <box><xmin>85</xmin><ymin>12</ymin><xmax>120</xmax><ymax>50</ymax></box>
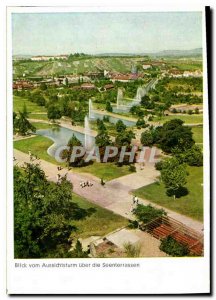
<box><xmin>6</xmin><ymin>4</ymin><xmax>210</xmax><ymax>295</ymax></box>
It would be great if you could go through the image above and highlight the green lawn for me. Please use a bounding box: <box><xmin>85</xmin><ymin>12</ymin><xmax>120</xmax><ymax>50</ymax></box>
<box><xmin>76</xmin><ymin>162</ymin><xmax>133</xmax><ymax>181</ymax></box>
<box><xmin>32</xmin><ymin>122</ymin><xmax>59</xmax><ymax>130</ymax></box>
<box><xmin>13</xmin><ymin>96</ymin><xmax>47</xmax><ymax>113</ymax></box>
<box><xmin>192</xmin><ymin>126</ymin><xmax>203</xmax><ymax>143</ymax></box>
<box><xmin>29</xmin><ymin>113</ymin><xmax>48</xmax><ymax>120</ymax></box>
<box><xmin>14</xmin><ymin>135</ymin><xmax>133</xmax><ymax>180</ymax></box>
<box><xmin>14</xmin><ymin>135</ymin><xmax>58</xmax><ymax>165</ymax></box>
<box><xmin>71</xmin><ymin>193</ymin><xmax>128</xmax><ymax>239</ymax></box>
<box><xmin>153</xmin><ymin>114</ymin><xmax>203</xmax><ymax>124</ymax></box>
<box><xmin>133</xmin><ymin>166</ymin><xmax>203</xmax><ymax>221</ymax></box>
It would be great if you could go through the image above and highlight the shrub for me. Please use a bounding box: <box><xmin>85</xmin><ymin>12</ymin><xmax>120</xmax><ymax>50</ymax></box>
<box><xmin>155</xmin><ymin>160</ymin><xmax>164</xmax><ymax>171</ymax></box>
<box><xmin>124</xmin><ymin>242</ymin><xmax>141</xmax><ymax>257</ymax></box>
<box><xmin>127</xmin><ymin>220</ymin><xmax>139</xmax><ymax>229</ymax></box>
<box><xmin>159</xmin><ymin>236</ymin><xmax>190</xmax><ymax>257</ymax></box>
<box><xmin>133</xmin><ymin>204</ymin><xmax>166</xmax><ymax>224</ymax></box>
<box><xmin>129</xmin><ymin>165</ymin><xmax>136</xmax><ymax>172</ymax></box>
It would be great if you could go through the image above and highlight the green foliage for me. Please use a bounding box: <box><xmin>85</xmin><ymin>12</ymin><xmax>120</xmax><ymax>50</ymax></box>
<box><xmin>124</xmin><ymin>242</ymin><xmax>141</xmax><ymax>257</ymax></box>
<box><xmin>160</xmin><ymin>158</ymin><xmax>188</xmax><ymax>198</ymax></box>
<box><xmin>95</xmin><ymin>131</ymin><xmax>112</xmax><ymax>148</ymax></box>
<box><xmin>129</xmin><ymin>164</ymin><xmax>136</xmax><ymax>172</ymax></box>
<box><xmin>40</xmin><ymin>83</ymin><xmax>47</xmax><ymax>90</ymax></box>
<box><xmin>13</xmin><ymin>105</ymin><xmax>36</xmax><ymax>136</ymax></box>
<box><xmin>159</xmin><ymin>236</ymin><xmax>190</xmax><ymax>257</ymax></box>
<box><xmin>155</xmin><ymin>160</ymin><xmax>164</xmax><ymax>171</ymax></box>
<box><xmin>174</xmin><ymin>145</ymin><xmax>203</xmax><ymax>166</ymax></box>
<box><xmin>69</xmin><ymin>240</ymin><xmax>89</xmax><ymax>258</ymax></box>
<box><xmin>127</xmin><ymin>220</ymin><xmax>139</xmax><ymax>229</ymax></box>
<box><xmin>133</xmin><ymin>204</ymin><xmax>166</xmax><ymax>224</ymax></box>
<box><xmin>156</xmin><ymin>119</ymin><xmax>195</xmax><ymax>153</ymax></box>
<box><xmin>14</xmin><ymin>163</ymin><xmax>94</xmax><ymax>258</ymax></box>
<box><xmin>96</xmin><ymin>119</ymin><xmax>107</xmax><ymax>132</ymax></box>
<box><xmin>115</xmin><ymin>119</ymin><xmax>126</xmax><ymax>132</ymax></box>
<box><xmin>140</xmin><ymin>130</ymin><xmax>154</xmax><ymax>146</ymax></box>
<box><xmin>61</xmin><ymin>134</ymin><xmax>85</xmax><ymax>167</ymax></box>
<box><xmin>47</xmin><ymin>104</ymin><xmax>62</xmax><ymax>120</ymax></box>
<box><xmin>136</xmin><ymin>118</ymin><xmax>148</xmax><ymax>129</ymax></box>
<box><xmin>115</xmin><ymin>130</ymin><xmax>135</xmax><ymax>147</ymax></box>
<box><xmin>106</xmin><ymin>101</ymin><xmax>113</xmax><ymax>112</ymax></box>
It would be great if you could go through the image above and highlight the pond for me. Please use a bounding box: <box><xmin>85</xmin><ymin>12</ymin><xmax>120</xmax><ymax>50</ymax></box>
<box><xmin>36</xmin><ymin>127</ymin><xmax>94</xmax><ymax>157</ymax></box>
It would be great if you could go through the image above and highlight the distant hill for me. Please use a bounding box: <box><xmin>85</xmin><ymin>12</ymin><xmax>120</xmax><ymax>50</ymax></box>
<box><xmin>97</xmin><ymin>48</ymin><xmax>202</xmax><ymax>57</ymax></box>
<box><xmin>12</xmin><ymin>51</ymin><xmax>203</xmax><ymax>78</ymax></box>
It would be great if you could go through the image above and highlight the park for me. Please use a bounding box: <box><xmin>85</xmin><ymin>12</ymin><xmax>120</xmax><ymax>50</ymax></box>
<box><xmin>13</xmin><ymin>50</ymin><xmax>204</xmax><ymax>259</ymax></box>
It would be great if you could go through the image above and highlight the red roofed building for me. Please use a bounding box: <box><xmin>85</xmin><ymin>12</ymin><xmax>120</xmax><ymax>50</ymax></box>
<box><xmin>81</xmin><ymin>83</ymin><xmax>96</xmax><ymax>90</ymax></box>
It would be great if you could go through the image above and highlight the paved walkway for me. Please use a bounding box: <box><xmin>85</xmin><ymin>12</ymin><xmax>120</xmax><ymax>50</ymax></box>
<box><xmin>13</xmin><ymin>149</ymin><xmax>204</xmax><ymax>234</ymax></box>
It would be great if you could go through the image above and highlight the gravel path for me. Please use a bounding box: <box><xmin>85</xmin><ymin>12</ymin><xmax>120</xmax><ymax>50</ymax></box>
<box><xmin>13</xmin><ymin>149</ymin><xmax>204</xmax><ymax>234</ymax></box>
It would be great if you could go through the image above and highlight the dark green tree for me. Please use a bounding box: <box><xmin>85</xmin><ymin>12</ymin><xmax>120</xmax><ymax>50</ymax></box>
<box><xmin>115</xmin><ymin>130</ymin><xmax>135</xmax><ymax>147</ymax></box>
<box><xmin>140</xmin><ymin>130</ymin><xmax>154</xmax><ymax>146</ymax></box>
<box><xmin>156</xmin><ymin>119</ymin><xmax>195</xmax><ymax>153</ymax></box>
<box><xmin>160</xmin><ymin>157</ymin><xmax>188</xmax><ymax>199</ymax></box>
<box><xmin>115</xmin><ymin>120</ymin><xmax>126</xmax><ymax>133</ymax></box>
<box><xmin>14</xmin><ymin>105</ymin><xmax>36</xmax><ymax>136</ymax></box>
<box><xmin>47</xmin><ymin>105</ymin><xmax>62</xmax><ymax>121</ymax></box>
<box><xmin>14</xmin><ymin>163</ymin><xmax>94</xmax><ymax>258</ymax></box>
<box><xmin>106</xmin><ymin>101</ymin><xmax>113</xmax><ymax>112</ymax></box>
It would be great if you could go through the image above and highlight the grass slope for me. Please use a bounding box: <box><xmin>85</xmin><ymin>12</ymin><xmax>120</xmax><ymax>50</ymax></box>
<box><xmin>14</xmin><ymin>135</ymin><xmax>57</xmax><ymax>165</ymax></box>
<box><xmin>192</xmin><ymin>126</ymin><xmax>203</xmax><ymax>143</ymax></box>
<box><xmin>153</xmin><ymin>114</ymin><xmax>203</xmax><ymax>124</ymax></box>
<box><xmin>14</xmin><ymin>135</ymin><xmax>133</xmax><ymax>180</ymax></box>
<box><xmin>13</xmin><ymin>96</ymin><xmax>47</xmax><ymax>113</ymax></box>
<box><xmin>133</xmin><ymin>166</ymin><xmax>203</xmax><ymax>221</ymax></box>
<box><xmin>71</xmin><ymin>193</ymin><xmax>128</xmax><ymax>239</ymax></box>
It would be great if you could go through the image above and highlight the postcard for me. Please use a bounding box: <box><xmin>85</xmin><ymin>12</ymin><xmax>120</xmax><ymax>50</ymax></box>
<box><xmin>5</xmin><ymin>3</ymin><xmax>210</xmax><ymax>294</ymax></box>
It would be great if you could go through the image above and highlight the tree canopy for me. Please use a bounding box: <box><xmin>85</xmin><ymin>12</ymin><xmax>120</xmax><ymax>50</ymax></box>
<box><xmin>14</xmin><ymin>162</ymin><xmax>94</xmax><ymax>258</ymax></box>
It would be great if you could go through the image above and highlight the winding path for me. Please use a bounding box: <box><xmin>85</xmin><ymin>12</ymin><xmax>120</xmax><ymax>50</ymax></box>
<box><xmin>13</xmin><ymin>148</ymin><xmax>204</xmax><ymax>234</ymax></box>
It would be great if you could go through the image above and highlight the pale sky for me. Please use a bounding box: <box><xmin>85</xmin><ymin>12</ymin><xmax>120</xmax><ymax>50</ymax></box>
<box><xmin>12</xmin><ymin>12</ymin><xmax>202</xmax><ymax>55</ymax></box>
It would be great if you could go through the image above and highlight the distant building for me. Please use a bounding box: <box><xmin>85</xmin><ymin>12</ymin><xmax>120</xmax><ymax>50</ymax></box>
<box><xmin>183</xmin><ymin>70</ymin><xmax>202</xmax><ymax>77</ymax></box>
<box><xmin>31</xmin><ymin>55</ymin><xmax>68</xmax><ymax>61</ymax></box>
<box><xmin>81</xmin><ymin>83</ymin><xmax>96</xmax><ymax>90</ymax></box>
<box><xmin>110</xmin><ymin>73</ymin><xmax>143</xmax><ymax>83</ymax></box>
<box><xmin>168</xmin><ymin>69</ymin><xmax>184</xmax><ymax>78</ymax></box>
<box><xmin>142</xmin><ymin>64</ymin><xmax>152</xmax><ymax>70</ymax></box>
<box><xmin>13</xmin><ymin>80</ymin><xmax>33</xmax><ymax>90</ymax></box>
<box><xmin>104</xmin><ymin>84</ymin><xmax>114</xmax><ymax>90</ymax></box>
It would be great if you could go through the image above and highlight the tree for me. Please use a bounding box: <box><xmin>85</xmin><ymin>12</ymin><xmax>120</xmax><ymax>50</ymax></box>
<box><xmin>124</xmin><ymin>242</ymin><xmax>141</xmax><ymax>257</ymax></box>
<box><xmin>97</xmin><ymin>119</ymin><xmax>107</xmax><ymax>132</ymax></box>
<box><xmin>47</xmin><ymin>105</ymin><xmax>62</xmax><ymax>121</ymax></box>
<box><xmin>133</xmin><ymin>204</ymin><xmax>166</xmax><ymax>224</ymax></box>
<box><xmin>40</xmin><ymin>83</ymin><xmax>47</xmax><ymax>90</ymax></box>
<box><xmin>160</xmin><ymin>158</ymin><xmax>188</xmax><ymax>199</ymax></box>
<box><xmin>69</xmin><ymin>240</ymin><xmax>89</xmax><ymax>258</ymax></box>
<box><xmin>115</xmin><ymin>130</ymin><xmax>135</xmax><ymax>147</ymax></box>
<box><xmin>95</xmin><ymin>131</ymin><xmax>112</xmax><ymax>148</ymax></box>
<box><xmin>106</xmin><ymin>101</ymin><xmax>113</xmax><ymax>112</ymax></box>
<box><xmin>61</xmin><ymin>135</ymin><xmax>84</xmax><ymax>167</ymax></box>
<box><xmin>140</xmin><ymin>130</ymin><xmax>154</xmax><ymax>146</ymax></box>
<box><xmin>115</xmin><ymin>120</ymin><xmax>126</xmax><ymax>133</ymax></box>
<box><xmin>156</xmin><ymin>119</ymin><xmax>195</xmax><ymax>153</ymax></box>
<box><xmin>175</xmin><ymin>145</ymin><xmax>203</xmax><ymax>166</ymax></box>
<box><xmin>136</xmin><ymin>118</ymin><xmax>148</xmax><ymax>129</ymax></box>
<box><xmin>160</xmin><ymin>236</ymin><xmax>189</xmax><ymax>257</ymax></box>
<box><xmin>14</xmin><ymin>105</ymin><xmax>36</xmax><ymax>136</ymax></box>
<box><xmin>14</xmin><ymin>163</ymin><xmax>94</xmax><ymax>258</ymax></box>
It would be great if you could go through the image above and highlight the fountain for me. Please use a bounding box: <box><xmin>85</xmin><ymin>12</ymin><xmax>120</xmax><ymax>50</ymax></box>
<box><xmin>134</xmin><ymin>86</ymin><xmax>146</xmax><ymax>103</ymax></box>
<box><xmin>117</xmin><ymin>88</ymin><xmax>124</xmax><ymax>109</ymax></box>
<box><xmin>84</xmin><ymin>115</ymin><xmax>93</xmax><ymax>151</ymax></box>
<box><xmin>89</xmin><ymin>99</ymin><xmax>94</xmax><ymax>119</ymax></box>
